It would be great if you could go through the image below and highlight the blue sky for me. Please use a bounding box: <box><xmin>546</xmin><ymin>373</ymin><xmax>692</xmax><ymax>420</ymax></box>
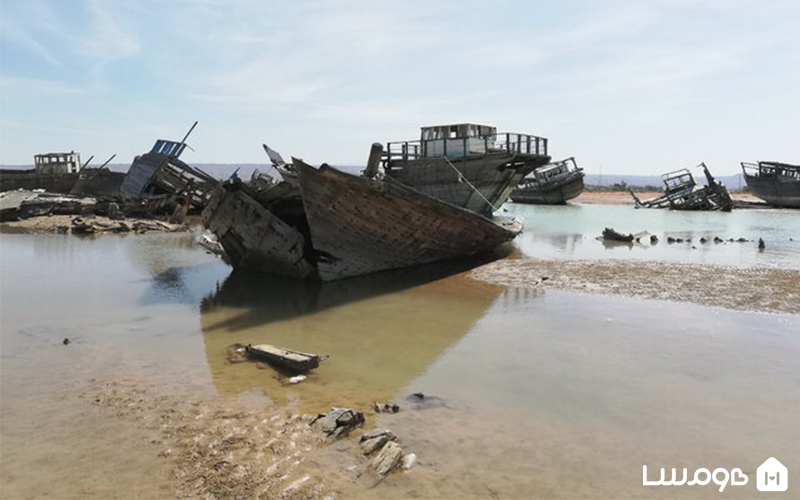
<box><xmin>1</xmin><ymin>0</ymin><xmax>798</xmax><ymax>175</ymax></box>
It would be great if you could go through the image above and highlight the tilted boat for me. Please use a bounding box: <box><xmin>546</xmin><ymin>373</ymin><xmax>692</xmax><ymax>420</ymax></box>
<box><xmin>293</xmin><ymin>159</ymin><xmax>522</xmax><ymax>281</ymax></box>
<box><xmin>741</xmin><ymin>161</ymin><xmax>800</xmax><ymax>208</ymax></box>
<box><xmin>120</xmin><ymin>121</ymin><xmax>219</xmax><ymax>208</ymax></box>
<box><xmin>382</xmin><ymin>123</ymin><xmax>551</xmax><ymax>215</ymax></box>
<box><xmin>202</xmin><ymin>151</ymin><xmax>524</xmax><ymax>281</ymax></box>
<box><xmin>510</xmin><ymin>157</ymin><xmax>585</xmax><ymax>204</ymax></box>
<box><xmin>628</xmin><ymin>163</ymin><xmax>733</xmax><ymax>211</ymax></box>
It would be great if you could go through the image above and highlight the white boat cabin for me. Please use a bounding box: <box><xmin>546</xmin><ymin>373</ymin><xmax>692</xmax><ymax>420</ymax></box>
<box><xmin>419</xmin><ymin>123</ymin><xmax>498</xmax><ymax>158</ymax></box>
<box><xmin>385</xmin><ymin>123</ymin><xmax>548</xmax><ymax>163</ymax></box>
<box><xmin>34</xmin><ymin>152</ymin><xmax>81</xmax><ymax>174</ymax></box>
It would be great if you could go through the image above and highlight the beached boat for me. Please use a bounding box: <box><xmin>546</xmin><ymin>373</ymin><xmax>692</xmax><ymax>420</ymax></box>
<box><xmin>629</xmin><ymin>163</ymin><xmax>733</xmax><ymax>211</ymax></box>
<box><xmin>382</xmin><ymin>124</ymin><xmax>551</xmax><ymax>215</ymax></box>
<box><xmin>294</xmin><ymin>159</ymin><xmax>523</xmax><ymax>281</ymax></box>
<box><xmin>120</xmin><ymin>122</ymin><xmax>219</xmax><ymax>208</ymax></box>
<box><xmin>510</xmin><ymin>157</ymin><xmax>585</xmax><ymax>204</ymax></box>
<box><xmin>741</xmin><ymin>161</ymin><xmax>800</xmax><ymax>208</ymax></box>
<box><xmin>202</xmin><ymin>152</ymin><xmax>523</xmax><ymax>281</ymax></box>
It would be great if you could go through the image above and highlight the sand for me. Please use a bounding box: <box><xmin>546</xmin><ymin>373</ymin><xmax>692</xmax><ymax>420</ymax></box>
<box><xmin>470</xmin><ymin>259</ymin><xmax>800</xmax><ymax>315</ymax></box>
<box><xmin>0</xmin><ymin>214</ymin><xmax>188</xmax><ymax>234</ymax></box>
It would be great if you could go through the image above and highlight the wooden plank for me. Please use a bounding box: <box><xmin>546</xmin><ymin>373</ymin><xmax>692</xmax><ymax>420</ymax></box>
<box><xmin>245</xmin><ymin>343</ymin><xmax>320</xmax><ymax>372</ymax></box>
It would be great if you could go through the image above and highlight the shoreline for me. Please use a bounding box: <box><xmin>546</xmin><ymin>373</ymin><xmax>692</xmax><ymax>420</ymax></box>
<box><xmin>469</xmin><ymin>258</ymin><xmax>800</xmax><ymax>315</ymax></box>
<box><xmin>569</xmin><ymin>191</ymin><xmax>762</xmax><ymax>205</ymax></box>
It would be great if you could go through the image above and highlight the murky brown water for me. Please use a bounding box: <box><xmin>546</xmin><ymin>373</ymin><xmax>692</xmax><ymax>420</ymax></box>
<box><xmin>1</xmin><ymin>228</ymin><xmax>799</xmax><ymax>499</ymax></box>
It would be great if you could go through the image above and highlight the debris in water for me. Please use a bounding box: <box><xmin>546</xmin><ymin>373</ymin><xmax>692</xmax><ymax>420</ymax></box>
<box><xmin>402</xmin><ymin>453</ymin><xmax>418</xmax><ymax>470</ymax></box>
<box><xmin>63</xmin><ymin>338</ymin><xmax>70</xmax><ymax>345</ymax></box>
<box><xmin>288</xmin><ymin>375</ymin><xmax>307</xmax><ymax>384</ymax></box>
<box><xmin>359</xmin><ymin>428</ymin><xmax>397</xmax><ymax>455</ymax></box>
<box><xmin>312</xmin><ymin>408</ymin><xmax>365</xmax><ymax>438</ymax></box>
<box><xmin>601</xmin><ymin>227</ymin><xmax>634</xmax><ymax>242</ymax></box>
<box><xmin>245</xmin><ymin>343</ymin><xmax>321</xmax><ymax>373</ymax></box>
<box><xmin>759</xmin><ymin>238</ymin><xmax>766</xmax><ymax>250</ymax></box>
<box><xmin>650</xmin><ymin>235</ymin><xmax>659</xmax><ymax>244</ymax></box>
<box><xmin>372</xmin><ymin>441</ymin><xmax>404</xmax><ymax>477</ymax></box>
<box><xmin>373</xmin><ymin>402</ymin><xmax>400</xmax><ymax>413</ymax></box>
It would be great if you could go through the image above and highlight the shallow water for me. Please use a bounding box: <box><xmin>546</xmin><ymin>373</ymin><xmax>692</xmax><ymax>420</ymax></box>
<box><xmin>1</xmin><ymin>207</ymin><xmax>798</xmax><ymax>498</ymax></box>
<box><xmin>506</xmin><ymin>203</ymin><xmax>800</xmax><ymax>269</ymax></box>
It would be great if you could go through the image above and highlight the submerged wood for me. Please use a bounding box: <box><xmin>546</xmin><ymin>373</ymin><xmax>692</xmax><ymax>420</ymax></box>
<box><xmin>741</xmin><ymin>161</ymin><xmax>800</xmax><ymax>208</ymax></box>
<box><xmin>293</xmin><ymin>159</ymin><xmax>523</xmax><ymax>281</ymax></box>
<box><xmin>629</xmin><ymin>163</ymin><xmax>733</xmax><ymax>211</ymax></box>
<box><xmin>602</xmin><ymin>227</ymin><xmax>634</xmax><ymax>242</ymax></box>
<box><xmin>245</xmin><ymin>343</ymin><xmax>320</xmax><ymax>372</ymax></box>
<box><xmin>511</xmin><ymin>157</ymin><xmax>585</xmax><ymax>205</ymax></box>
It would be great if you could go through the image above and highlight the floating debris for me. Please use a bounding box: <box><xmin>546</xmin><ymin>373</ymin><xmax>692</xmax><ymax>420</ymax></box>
<box><xmin>602</xmin><ymin>227</ymin><xmax>634</xmax><ymax>242</ymax></box>
<box><xmin>373</xmin><ymin>402</ymin><xmax>400</xmax><ymax>414</ymax></box>
<box><xmin>245</xmin><ymin>343</ymin><xmax>321</xmax><ymax>373</ymax></box>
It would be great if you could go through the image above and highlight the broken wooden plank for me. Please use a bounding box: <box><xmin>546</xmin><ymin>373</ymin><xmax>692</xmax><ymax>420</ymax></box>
<box><xmin>245</xmin><ymin>343</ymin><xmax>320</xmax><ymax>372</ymax></box>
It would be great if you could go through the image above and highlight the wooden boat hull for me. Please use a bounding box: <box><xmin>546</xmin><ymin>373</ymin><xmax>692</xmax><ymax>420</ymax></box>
<box><xmin>202</xmin><ymin>183</ymin><xmax>317</xmax><ymax>280</ymax></box>
<box><xmin>743</xmin><ymin>173</ymin><xmax>800</xmax><ymax>208</ymax></box>
<box><xmin>511</xmin><ymin>171</ymin><xmax>585</xmax><ymax>204</ymax></box>
<box><xmin>294</xmin><ymin>160</ymin><xmax>523</xmax><ymax>281</ymax></box>
<box><xmin>386</xmin><ymin>153</ymin><xmax>548</xmax><ymax>214</ymax></box>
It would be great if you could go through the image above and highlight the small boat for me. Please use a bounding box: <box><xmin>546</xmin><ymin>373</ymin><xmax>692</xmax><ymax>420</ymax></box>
<box><xmin>510</xmin><ymin>157</ymin><xmax>585</xmax><ymax>204</ymax></box>
<box><xmin>245</xmin><ymin>343</ymin><xmax>320</xmax><ymax>372</ymax></box>
<box><xmin>382</xmin><ymin>123</ymin><xmax>551</xmax><ymax>214</ymax></box>
<box><xmin>741</xmin><ymin>161</ymin><xmax>800</xmax><ymax>208</ymax></box>
<box><xmin>120</xmin><ymin>121</ymin><xmax>219</xmax><ymax>208</ymax></box>
<box><xmin>629</xmin><ymin>163</ymin><xmax>733</xmax><ymax>211</ymax></box>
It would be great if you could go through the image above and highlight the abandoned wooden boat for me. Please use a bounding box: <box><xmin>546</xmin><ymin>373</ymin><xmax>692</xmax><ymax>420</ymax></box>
<box><xmin>382</xmin><ymin>123</ymin><xmax>551</xmax><ymax>215</ymax></box>
<box><xmin>510</xmin><ymin>157</ymin><xmax>585</xmax><ymax>204</ymax></box>
<box><xmin>245</xmin><ymin>343</ymin><xmax>320</xmax><ymax>372</ymax></box>
<box><xmin>202</xmin><ymin>150</ymin><xmax>524</xmax><ymax>281</ymax></box>
<box><xmin>120</xmin><ymin>122</ymin><xmax>219</xmax><ymax>208</ymax></box>
<box><xmin>629</xmin><ymin>163</ymin><xmax>733</xmax><ymax>211</ymax></box>
<box><xmin>202</xmin><ymin>172</ymin><xmax>314</xmax><ymax>280</ymax></box>
<box><xmin>741</xmin><ymin>161</ymin><xmax>800</xmax><ymax>208</ymax></box>
<box><xmin>294</xmin><ymin>158</ymin><xmax>523</xmax><ymax>281</ymax></box>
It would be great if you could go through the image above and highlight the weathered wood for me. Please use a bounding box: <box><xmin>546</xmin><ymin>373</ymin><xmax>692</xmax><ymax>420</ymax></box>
<box><xmin>294</xmin><ymin>159</ymin><xmax>523</xmax><ymax>281</ymax></box>
<box><xmin>630</xmin><ymin>164</ymin><xmax>733</xmax><ymax>211</ymax></box>
<box><xmin>245</xmin><ymin>343</ymin><xmax>320</xmax><ymax>372</ymax></box>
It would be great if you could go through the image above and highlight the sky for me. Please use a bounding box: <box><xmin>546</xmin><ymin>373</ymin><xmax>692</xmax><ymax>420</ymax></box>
<box><xmin>1</xmin><ymin>0</ymin><xmax>798</xmax><ymax>175</ymax></box>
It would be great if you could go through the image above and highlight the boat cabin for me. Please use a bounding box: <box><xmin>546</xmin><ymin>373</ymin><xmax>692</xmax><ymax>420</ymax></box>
<box><xmin>384</xmin><ymin>123</ymin><xmax>548</xmax><ymax>163</ymax></box>
<box><xmin>533</xmin><ymin>158</ymin><xmax>578</xmax><ymax>184</ymax></box>
<box><xmin>34</xmin><ymin>152</ymin><xmax>81</xmax><ymax>174</ymax></box>
<box><xmin>742</xmin><ymin>161</ymin><xmax>800</xmax><ymax>180</ymax></box>
<box><xmin>150</xmin><ymin>139</ymin><xmax>187</xmax><ymax>158</ymax></box>
<box><xmin>661</xmin><ymin>169</ymin><xmax>696</xmax><ymax>196</ymax></box>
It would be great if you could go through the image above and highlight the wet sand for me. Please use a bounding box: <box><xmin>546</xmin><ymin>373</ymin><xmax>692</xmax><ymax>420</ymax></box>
<box><xmin>573</xmin><ymin>191</ymin><xmax>761</xmax><ymax>205</ymax></box>
<box><xmin>470</xmin><ymin>259</ymin><xmax>800</xmax><ymax>314</ymax></box>
<box><xmin>0</xmin><ymin>214</ymin><xmax>188</xmax><ymax>234</ymax></box>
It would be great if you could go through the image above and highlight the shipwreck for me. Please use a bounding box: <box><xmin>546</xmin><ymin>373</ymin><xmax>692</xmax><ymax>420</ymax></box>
<box><xmin>510</xmin><ymin>157</ymin><xmax>585</xmax><ymax>204</ymax></box>
<box><xmin>741</xmin><ymin>161</ymin><xmax>800</xmax><ymax>208</ymax></box>
<box><xmin>202</xmin><ymin>144</ymin><xmax>524</xmax><ymax>281</ymax></box>
<box><xmin>629</xmin><ymin>163</ymin><xmax>733</xmax><ymax>211</ymax></box>
<box><xmin>382</xmin><ymin>123</ymin><xmax>551</xmax><ymax>215</ymax></box>
<box><xmin>120</xmin><ymin>121</ymin><xmax>219</xmax><ymax>209</ymax></box>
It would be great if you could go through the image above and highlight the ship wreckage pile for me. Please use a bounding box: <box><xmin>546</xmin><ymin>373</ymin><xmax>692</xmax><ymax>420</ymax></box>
<box><xmin>203</xmin><ymin>123</ymin><xmax>551</xmax><ymax>281</ymax></box>
<box><xmin>1</xmin><ymin>122</ymin><xmax>220</xmax><ymax>232</ymax></box>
